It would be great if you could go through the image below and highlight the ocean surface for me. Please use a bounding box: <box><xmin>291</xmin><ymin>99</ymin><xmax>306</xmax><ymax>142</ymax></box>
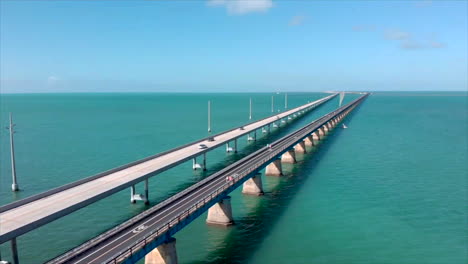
<box><xmin>0</xmin><ymin>92</ymin><xmax>466</xmax><ymax>264</ymax></box>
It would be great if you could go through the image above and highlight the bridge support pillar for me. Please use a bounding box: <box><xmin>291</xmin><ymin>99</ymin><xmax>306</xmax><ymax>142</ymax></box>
<box><xmin>203</xmin><ymin>153</ymin><xmax>207</xmax><ymax>170</ymax></box>
<box><xmin>130</xmin><ymin>179</ymin><xmax>149</xmax><ymax>204</ymax></box>
<box><xmin>234</xmin><ymin>139</ymin><xmax>238</xmax><ymax>153</ymax></box>
<box><xmin>322</xmin><ymin>125</ymin><xmax>329</xmax><ymax>134</ymax></box>
<box><xmin>281</xmin><ymin>149</ymin><xmax>296</xmax><ymax>164</ymax></box>
<box><xmin>327</xmin><ymin>122</ymin><xmax>333</xmax><ymax>130</ymax></box>
<box><xmin>193</xmin><ymin>155</ymin><xmax>206</xmax><ymax>171</ymax></box>
<box><xmin>312</xmin><ymin>132</ymin><xmax>320</xmax><ymax>142</ymax></box>
<box><xmin>265</xmin><ymin>159</ymin><xmax>283</xmax><ymax>176</ymax></box>
<box><xmin>294</xmin><ymin>141</ymin><xmax>307</xmax><ymax>154</ymax></box>
<box><xmin>145</xmin><ymin>237</ymin><xmax>178</xmax><ymax>264</ymax></box>
<box><xmin>304</xmin><ymin>135</ymin><xmax>314</xmax><ymax>147</ymax></box>
<box><xmin>247</xmin><ymin>131</ymin><xmax>256</xmax><ymax>141</ymax></box>
<box><xmin>10</xmin><ymin>238</ymin><xmax>19</xmax><ymax>264</ymax></box>
<box><xmin>318</xmin><ymin>127</ymin><xmax>325</xmax><ymax>137</ymax></box>
<box><xmin>207</xmin><ymin>196</ymin><xmax>234</xmax><ymax>226</ymax></box>
<box><xmin>242</xmin><ymin>173</ymin><xmax>264</xmax><ymax>196</ymax></box>
<box><xmin>226</xmin><ymin>142</ymin><xmax>233</xmax><ymax>153</ymax></box>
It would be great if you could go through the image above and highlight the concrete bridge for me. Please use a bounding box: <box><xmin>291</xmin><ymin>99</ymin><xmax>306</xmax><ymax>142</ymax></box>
<box><xmin>45</xmin><ymin>93</ymin><xmax>369</xmax><ymax>264</ymax></box>
<box><xmin>0</xmin><ymin>93</ymin><xmax>338</xmax><ymax>264</ymax></box>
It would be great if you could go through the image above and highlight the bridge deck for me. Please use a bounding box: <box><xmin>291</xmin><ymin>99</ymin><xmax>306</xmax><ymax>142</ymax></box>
<box><xmin>0</xmin><ymin>94</ymin><xmax>336</xmax><ymax>243</ymax></box>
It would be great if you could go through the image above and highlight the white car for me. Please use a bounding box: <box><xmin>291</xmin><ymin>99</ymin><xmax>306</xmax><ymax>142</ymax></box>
<box><xmin>198</xmin><ymin>144</ymin><xmax>208</xmax><ymax>149</ymax></box>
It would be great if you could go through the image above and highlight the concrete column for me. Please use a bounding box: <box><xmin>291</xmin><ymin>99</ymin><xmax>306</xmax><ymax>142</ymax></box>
<box><xmin>294</xmin><ymin>141</ymin><xmax>307</xmax><ymax>154</ymax></box>
<box><xmin>327</xmin><ymin>122</ymin><xmax>333</xmax><ymax>130</ymax></box>
<box><xmin>247</xmin><ymin>131</ymin><xmax>256</xmax><ymax>141</ymax></box>
<box><xmin>322</xmin><ymin>125</ymin><xmax>329</xmax><ymax>133</ymax></box>
<box><xmin>145</xmin><ymin>237</ymin><xmax>178</xmax><ymax>264</ymax></box>
<box><xmin>265</xmin><ymin>159</ymin><xmax>283</xmax><ymax>176</ymax></box>
<box><xmin>130</xmin><ymin>185</ymin><xmax>136</xmax><ymax>203</ymax></box>
<box><xmin>318</xmin><ymin>127</ymin><xmax>325</xmax><ymax>137</ymax></box>
<box><xmin>144</xmin><ymin>179</ymin><xmax>149</xmax><ymax>205</ymax></box>
<box><xmin>312</xmin><ymin>132</ymin><xmax>320</xmax><ymax>142</ymax></box>
<box><xmin>304</xmin><ymin>135</ymin><xmax>314</xmax><ymax>147</ymax></box>
<box><xmin>281</xmin><ymin>149</ymin><xmax>296</xmax><ymax>164</ymax></box>
<box><xmin>206</xmin><ymin>196</ymin><xmax>234</xmax><ymax>226</ymax></box>
<box><xmin>11</xmin><ymin>238</ymin><xmax>19</xmax><ymax>264</ymax></box>
<box><xmin>203</xmin><ymin>153</ymin><xmax>207</xmax><ymax>171</ymax></box>
<box><xmin>242</xmin><ymin>173</ymin><xmax>264</xmax><ymax>196</ymax></box>
<box><xmin>234</xmin><ymin>139</ymin><xmax>238</xmax><ymax>153</ymax></box>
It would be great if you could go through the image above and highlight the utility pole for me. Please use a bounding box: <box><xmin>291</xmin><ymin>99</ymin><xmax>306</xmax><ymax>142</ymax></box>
<box><xmin>271</xmin><ymin>95</ymin><xmax>274</xmax><ymax>112</ymax></box>
<box><xmin>249</xmin><ymin>97</ymin><xmax>252</xmax><ymax>120</ymax></box>
<box><xmin>208</xmin><ymin>101</ymin><xmax>211</xmax><ymax>133</ymax></box>
<box><xmin>285</xmin><ymin>93</ymin><xmax>288</xmax><ymax>109</ymax></box>
<box><xmin>7</xmin><ymin>113</ymin><xmax>19</xmax><ymax>191</ymax></box>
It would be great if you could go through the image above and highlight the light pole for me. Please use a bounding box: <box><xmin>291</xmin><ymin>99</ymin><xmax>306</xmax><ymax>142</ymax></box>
<box><xmin>208</xmin><ymin>101</ymin><xmax>211</xmax><ymax>133</ymax></box>
<box><xmin>249</xmin><ymin>97</ymin><xmax>252</xmax><ymax>120</ymax></box>
<box><xmin>6</xmin><ymin>113</ymin><xmax>19</xmax><ymax>191</ymax></box>
<box><xmin>285</xmin><ymin>93</ymin><xmax>288</xmax><ymax>109</ymax></box>
<box><xmin>271</xmin><ymin>95</ymin><xmax>274</xmax><ymax>112</ymax></box>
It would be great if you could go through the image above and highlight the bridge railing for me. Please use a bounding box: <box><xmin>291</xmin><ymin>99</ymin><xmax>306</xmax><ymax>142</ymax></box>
<box><xmin>102</xmin><ymin>94</ymin><xmax>368</xmax><ymax>264</ymax></box>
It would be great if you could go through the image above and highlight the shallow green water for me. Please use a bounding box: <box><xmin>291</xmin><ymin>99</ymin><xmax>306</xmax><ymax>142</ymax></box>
<box><xmin>0</xmin><ymin>92</ymin><xmax>466</xmax><ymax>264</ymax></box>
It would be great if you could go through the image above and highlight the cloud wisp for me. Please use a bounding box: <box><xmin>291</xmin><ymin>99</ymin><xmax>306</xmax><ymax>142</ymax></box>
<box><xmin>353</xmin><ymin>27</ymin><xmax>446</xmax><ymax>50</ymax></box>
<box><xmin>289</xmin><ymin>15</ymin><xmax>306</xmax><ymax>26</ymax></box>
<box><xmin>207</xmin><ymin>0</ymin><xmax>273</xmax><ymax>15</ymax></box>
<box><xmin>385</xmin><ymin>29</ymin><xmax>411</xmax><ymax>40</ymax></box>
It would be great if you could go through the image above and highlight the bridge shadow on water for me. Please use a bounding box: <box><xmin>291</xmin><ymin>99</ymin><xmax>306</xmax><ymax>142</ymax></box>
<box><xmin>183</xmin><ymin>108</ymin><xmax>363</xmax><ymax>264</ymax></box>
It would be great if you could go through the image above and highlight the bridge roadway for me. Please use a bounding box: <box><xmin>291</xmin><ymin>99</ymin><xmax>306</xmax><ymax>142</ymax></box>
<box><xmin>0</xmin><ymin>93</ymin><xmax>336</xmax><ymax>244</ymax></box>
<box><xmin>49</xmin><ymin>93</ymin><xmax>368</xmax><ymax>264</ymax></box>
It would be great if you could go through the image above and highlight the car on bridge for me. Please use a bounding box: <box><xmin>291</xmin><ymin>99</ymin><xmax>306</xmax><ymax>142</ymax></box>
<box><xmin>198</xmin><ymin>144</ymin><xmax>208</xmax><ymax>149</ymax></box>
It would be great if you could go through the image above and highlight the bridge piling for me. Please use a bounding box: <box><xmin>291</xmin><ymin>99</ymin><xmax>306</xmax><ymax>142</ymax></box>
<box><xmin>203</xmin><ymin>153</ymin><xmax>207</xmax><ymax>171</ymax></box>
<box><xmin>242</xmin><ymin>173</ymin><xmax>264</xmax><ymax>196</ymax></box>
<box><xmin>265</xmin><ymin>159</ymin><xmax>283</xmax><ymax>176</ymax></box>
<box><xmin>130</xmin><ymin>185</ymin><xmax>136</xmax><ymax>203</ymax></box>
<box><xmin>322</xmin><ymin>125</ymin><xmax>329</xmax><ymax>134</ymax></box>
<box><xmin>144</xmin><ymin>179</ymin><xmax>149</xmax><ymax>205</ymax></box>
<box><xmin>247</xmin><ymin>130</ymin><xmax>257</xmax><ymax>141</ymax></box>
<box><xmin>304</xmin><ymin>135</ymin><xmax>314</xmax><ymax>147</ymax></box>
<box><xmin>145</xmin><ymin>237</ymin><xmax>178</xmax><ymax>264</ymax></box>
<box><xmin>192</xmin><ymin>155</ymin><xmax>206</xmax><ymax>171</ymax></box>
<box><xmin>206</xmin><ymin>196</ymin><xmax>234</xmax><ymax>226</ymax></box>
<box><xmin>294</xmin><ymin>141</ymin><xmax>307</xmax><ymax>154</ymax></box>
<box><xmin>281</xmin><ymin>149</ymin><xmax>296</xmax><ymax>164</ymax></box>
<box><xmin>318</xmin><ymin>127</ymin><xmax>326</xmax><ymax>137</ymax></box>
<box><xmin>312</xmin><ymin>132</ymin><xmax>320</xmax><ymax>142</ymax></box>
<box><xmin>11</xmin><ymin>238</ymin><xmax>19</xmax><ymax>264</ymax></box>
<box><xmin>130</xmin><ymin>180</ymin><xmax>149</xmax><ymax>204</ymax></box>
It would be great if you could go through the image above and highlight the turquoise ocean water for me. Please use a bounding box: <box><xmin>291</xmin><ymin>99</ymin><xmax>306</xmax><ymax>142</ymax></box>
<box><xmin>0</xmin><ymin>92</ymin><xmax>466</xmax><ymax>264</ymax></box>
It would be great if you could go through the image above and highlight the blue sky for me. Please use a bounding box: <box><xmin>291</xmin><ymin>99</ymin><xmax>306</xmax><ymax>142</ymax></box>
<box><xmin>0</xmin><ymin>0</ymin><xmax>467</xmax><ymax>93</ymax></box>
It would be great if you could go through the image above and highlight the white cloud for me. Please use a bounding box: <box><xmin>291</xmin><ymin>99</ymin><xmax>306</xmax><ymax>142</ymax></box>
<box><xmin>385</xmin><ymin>29</ymin><xmax>411</xmax><ymax>40</ymax></box>
<box><xmin>48</xmin><ymin>76</ymin><xmax>59</xmax><ymax>82</ymax></box>
<box><xmin>289</xmin><ymin>15</ymin><xmax>306</xmax><ymax>26</ymax></box>
<box><xmin>47</xmin><ymin>75</ymin><xmax>60</xmax><ymax>84</ymax></box>
<box><xmin>429</xmin><ymin>41</ymin><xmax>446</xmax><ymax>48</ymax></box>
<box><xmin>400</xmin><ymin>40</ymin><xmax>423</xmax><ymax>50</ymax></box>
<box><xmin>207</xmin><ymin>0</ymin><xmax>273</xmax><ymax>15</ymax></box>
